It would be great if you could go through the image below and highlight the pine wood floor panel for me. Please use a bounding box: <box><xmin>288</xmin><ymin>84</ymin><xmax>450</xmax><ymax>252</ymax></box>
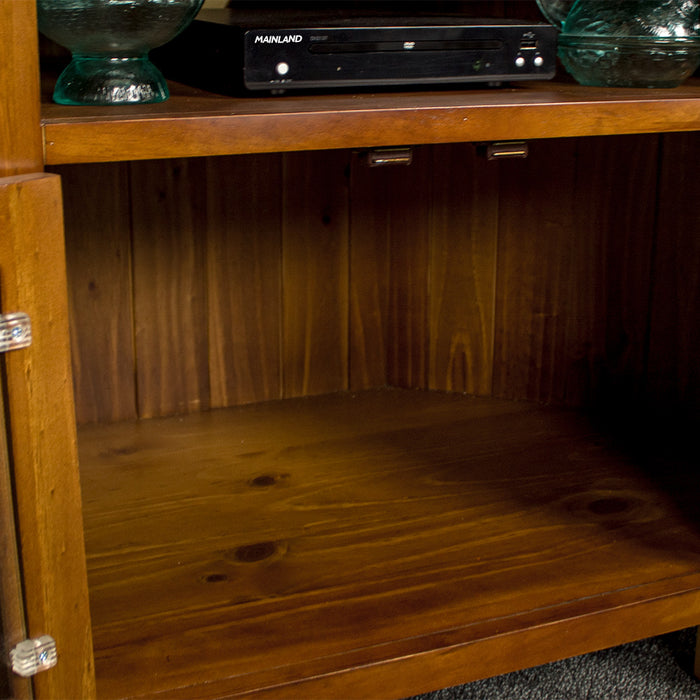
<box><xmin>77</xmin><ymin>390</ymin><xmax>700</xmax><ymax>699</ymax></box>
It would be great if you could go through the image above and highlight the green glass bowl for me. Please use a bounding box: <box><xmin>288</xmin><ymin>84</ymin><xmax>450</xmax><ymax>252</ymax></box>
<box><xmin>558</xmin><ymin>36</ymin><xmax>700</xmax><ymax>88</ymax></box>
<box><xmin>37</xmin><ymin>0</ymin><xmax>204</xmax><ymax>105</ymax></box>
<box><xmin>556</xmin><ymin>0</ymin><xmax>700</xmax><ymax>87</ymax></box>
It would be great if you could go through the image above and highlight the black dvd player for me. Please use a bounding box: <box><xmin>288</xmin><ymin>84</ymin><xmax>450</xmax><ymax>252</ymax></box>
<box><xmin>158</xmin><ymin>9</ymin><xmax>557</xmax><ymax>94</ymax></box>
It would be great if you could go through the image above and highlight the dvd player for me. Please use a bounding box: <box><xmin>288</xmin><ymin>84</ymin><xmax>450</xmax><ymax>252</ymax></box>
<box><xmin>158</xmin><ymin>9</ymin><xmax>557</xmax><ymax>94</ymax></box>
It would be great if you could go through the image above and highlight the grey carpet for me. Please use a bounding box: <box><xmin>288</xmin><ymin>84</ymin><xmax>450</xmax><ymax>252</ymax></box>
<box><xmin>408</xmin><ymin>628</ymin><xmax>700</xmax><ymax>700</ymax></box>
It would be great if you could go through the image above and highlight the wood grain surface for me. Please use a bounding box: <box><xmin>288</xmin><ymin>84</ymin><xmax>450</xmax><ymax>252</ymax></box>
<box><xmin>281</xmin><ymin>150</ymin><xmax>350</xmax><ymax>397</ymax></box>
<box><xmin>56</xmin><ymin>134</ymin><xmax>692</xmax><ymax>421</ymax></box>
<box><xmin>0</xmin><ymin>0</ymin><xmax>43</xmax><ymax>175</ymax></box>
<box><xmin>647</xmin><ymin>132</ymin><xmax>700</xmax><ymax>410</ymax></box>
<box><xmin>349</xmin><ymin>146</ymin><xmax>432</xmax><ymax>390</ymax></box>
<box><xmin>0</xmin><ymin>377</ymin><xmax>30</xmax><ymax>700</ymax></box>
<box><xmin>131</xmin><ymin>158</ymin><xmax>211</xmax><ymax>418</ymax></box>
<box><xmin>428</xmin><ymin>142</ymin><xmax>498</xmax><ymax>395</ymax></box>
<box><xmin>206</xmin><ymin>154</ymin><xmax>283</xmax><ymax>407</ymax></box>
<box><xmin>41</xmin><ymin>80</ymin><xmax>700</xmax><ymax>165</ymax></box>
<box><xmin>78</xmin><ymin>389</ymin><xmax>700</xmax><ymax>699</ymax></box>
<box><xmin>493</xmin><ymin>135</ymin><xmax>658</xmax><ymax>406</ymax></box>
<box><xmin>60</xmin><ymin>162</ymin><xmax>137</xmax><ymax>423</ymax></box>
<box><xmin>0</xmin><ymin>173</ymin><xmax>95</xmax><ymax>700</ymax></box>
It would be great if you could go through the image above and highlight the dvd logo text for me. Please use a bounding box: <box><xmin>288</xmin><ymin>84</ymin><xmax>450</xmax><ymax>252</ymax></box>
<box><xmin>254</xmin><ymin>34</ymin><xmax>303</xmax><ymax>44</ymax></box>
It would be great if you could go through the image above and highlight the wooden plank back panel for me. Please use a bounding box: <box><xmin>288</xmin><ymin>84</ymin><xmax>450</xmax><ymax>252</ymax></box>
<box><xmin>572</xmin><ymin>134</ymin><xmax>659</xmax><ymax>407</ymax></box>
<box><xmin>0</xmin><ymin>173</ymin><xmax>95</xmax><ymax>700</ymax></box>
<box><xmin>348</xmin><ymin>151</ymin><xmax>393</xmax><ymax>390</ymax></box>
<box><xmin>428</xmin><ymin>143</ymin><xmax>499</xmax><ymax>395</ymax></box>
<box><xmin>349</xmin><ymin>147</ymin><xmax>431</xmax><ymax>390</ymax></box>
<box><xmin>493</xmin><ymin>139</ymin><xmax>578</xmax><ymax>403</ymax></box>
<box><xmin>383</xmin><ymin>147</ymin><xmax>432</xmax><ymax>389</ymax></box>
<box><xmin>493</xmin><ymin>136</ymin><xmax>658</xmax><ymax>406</ymax></box>
<box><xmin>647</xmin><ymin>132</ymin><xmax>700</xmax><ymax>410</ymax></box>
<box><xmin>206</xmin><ymin>154</ymin><xmax>283</xmax><ymax>407</ymax></box>
<box><xmin>55</xmin><ymin>163</ymin><xmax>137</xmax><ymax>423</ymax></box>
<box><xmin>131</xmin><ymin>158</ymin><xmax>210</xmax><ymax>418</ymax></box>
<box><xmin>61</xmin><ymin>136</ymin><xmax>670</xmax><ymax>419</ymax></box>
<box><xmin>282</xmin><ymin>150</ymin><xmax>350</xmax><ymax>398</ymax></box>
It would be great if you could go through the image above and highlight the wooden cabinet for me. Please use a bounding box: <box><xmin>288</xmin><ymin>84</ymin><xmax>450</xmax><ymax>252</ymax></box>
<box><xmin>2</xmin><ymin>1</ymin><xmax>700</xmax><ymax>698</ymax></box>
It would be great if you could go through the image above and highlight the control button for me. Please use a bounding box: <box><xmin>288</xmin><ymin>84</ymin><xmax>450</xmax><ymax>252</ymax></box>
<box><xmin>515</xmin><ymin>55</ymin><xmax>526</xmax><ymax>68</ymax></box>
<box><xmin>275</xmin><ymin>62</ymin><xmax>290</xmax><ymax>76</ymax></box>
<box><xmin>534</xmin><ymin>55</ymin><xmax>544</xmax><ymax>67</ymax></box>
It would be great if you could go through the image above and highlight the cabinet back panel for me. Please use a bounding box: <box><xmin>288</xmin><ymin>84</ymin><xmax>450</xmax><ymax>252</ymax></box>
<box><xmin>206</xmin><ymin>153</ymin><xmax>283</xmax><ymax>408</ymax></box>
<box><xmin>428</xmin><ymin>143</ymin><xmax>499</xmax><ymax>395</ymax></box>
<box><xmin>59</xmin><ymin>163</ymin><xmax>137</xmax><ymax>423</ymax></box>
<box><xmin>350</xmin><ymin>146</ymin><xmax>433</xmax><ymax>391</ymax></box>
<box><xmin>494</xmin><ymin>136</ymin><xmax>658</xmax><ymax>406</ymax></box>
<box><xmin>282</xmin><ymin>150</ymin><xmax>350</xmax><ymax>397</ymax></box>
<box><xmin>54</xmin><ymin>134</ymin><xmax>696</xmax><ymax>423</ymax></box>
<box><xmin>131</xmin><ymin>158</ymin><xmax>211</xmax><ymax>418</ymax></box>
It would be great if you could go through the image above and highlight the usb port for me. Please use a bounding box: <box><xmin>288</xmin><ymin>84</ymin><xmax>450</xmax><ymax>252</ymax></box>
<box><xmin>520</xmin><ymin>37</ymin><xmax>538</xmax><ymax>50</ymax></box>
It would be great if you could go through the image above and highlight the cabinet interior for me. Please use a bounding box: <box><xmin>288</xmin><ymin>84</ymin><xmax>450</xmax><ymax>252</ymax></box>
<box><xmin>48</xmin><ymin>133</ymin><xmax>700</xmax><ymax>698</ymax></box>
<box><xmin>53</xmin><ymin>135</ymin><xmax>700</xmax><ymax>422</ymax></box>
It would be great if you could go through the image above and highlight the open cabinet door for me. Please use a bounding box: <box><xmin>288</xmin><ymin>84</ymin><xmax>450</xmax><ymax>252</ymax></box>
<box><xmin>0</xmin><ymin>173</ymin><xmax>96</xmax><ymax>700</ymax></box>
<box><xmin>0</xmin><ymin>385</ymin><xmax>31</xmax><ymax>699</ymax></box>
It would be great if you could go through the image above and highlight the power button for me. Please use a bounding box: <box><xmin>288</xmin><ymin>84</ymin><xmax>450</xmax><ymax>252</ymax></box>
<box><xmin>275</xmin><ymin>62</ymin><xmax>290</xmax><ymax>76</ymax></box>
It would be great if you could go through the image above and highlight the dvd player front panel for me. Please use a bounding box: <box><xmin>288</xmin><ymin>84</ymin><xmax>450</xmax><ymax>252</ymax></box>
<box><xmin>243</xmin><ymin>24</ymin><xmax>557</xmax><ymax>90</ymax></box>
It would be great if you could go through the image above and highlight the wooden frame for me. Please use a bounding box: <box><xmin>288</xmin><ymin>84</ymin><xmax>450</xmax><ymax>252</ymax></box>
<box><xmin>1</xmin><ymin>0</ymin><xmax>700</xmax><ymax>696</ymax></box>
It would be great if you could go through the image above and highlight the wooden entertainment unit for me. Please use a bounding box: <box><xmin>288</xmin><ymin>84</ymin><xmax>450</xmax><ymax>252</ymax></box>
<box><xmin>2</xmin><ymin>1</ymin><xmax>700</xmax><ymax>698</ymax></box>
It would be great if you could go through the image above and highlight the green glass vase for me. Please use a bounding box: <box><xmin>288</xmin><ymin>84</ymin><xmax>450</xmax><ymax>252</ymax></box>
<box><xmin>37</xmin><ymin>0</ymin><xmax>204</xmax><ymax>105</ymax></box>
<box><xmin>536</xmin><ymin>0</ymin><xmax>700</xmax><ymax>87</ymax></box>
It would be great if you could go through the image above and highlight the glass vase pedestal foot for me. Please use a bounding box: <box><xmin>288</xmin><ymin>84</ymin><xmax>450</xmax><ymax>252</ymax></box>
<box><xmin>37</xmin><ymin>0</ymin><xmax>204</xmax><ymax>106</ymax></box>
<box><xmin>54</xmin><ymin>55</ymin><xmax>169</xmax><ymax>105</ymax></box>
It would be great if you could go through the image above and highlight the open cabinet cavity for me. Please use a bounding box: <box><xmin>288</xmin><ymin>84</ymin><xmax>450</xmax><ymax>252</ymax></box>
<box><xmin>52</xmin><ymin>133</ymin><xmax>700</xmax><ymax>699</ymax></box>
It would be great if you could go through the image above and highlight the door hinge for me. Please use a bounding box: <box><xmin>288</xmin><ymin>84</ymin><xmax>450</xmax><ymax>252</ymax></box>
<box><xmin>365</xmin><ymin>147</ymin><xmax>413</xmax><ymax>167</ymax></box>
<box><xmin>478</xmin><ymin>141</ymin><xmax>529</xmax><ymax>160</ymax></box>
<box><xmin>0</xmin><ymin>313</ymin><xmax>32</xmax><ymax>353</ymax></box>
<box><xmin>10</xmin><ymin>636</ymin><xmax>57</xmax><ymax>678</ymax></box>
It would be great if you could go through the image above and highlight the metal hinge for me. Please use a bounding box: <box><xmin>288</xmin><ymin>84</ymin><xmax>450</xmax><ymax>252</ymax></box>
<box><xmin>365</xmin><ymin>147</ymin><xmax>413</xmax><ymax>167</ymax></box>
<box><xmin>0</xmin><ymin>313</ymin><xmax>32</xmax><ymax>353</ymax></box>
<box><xmin>10</xmin><ymin>636</ymin><xmax>57</xmax><ymax>678</ymax></box>
<box><xmin>477</xmin><ymin>141</ymin><xmax>529</xmax><ymax>160</ymax></box>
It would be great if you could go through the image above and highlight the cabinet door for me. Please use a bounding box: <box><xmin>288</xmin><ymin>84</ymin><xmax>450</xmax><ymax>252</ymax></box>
<box><xmin>0</xmin><ymin>388</ymin><xmax>31</xmax><ymax>699</ymax></box>
<box><xmin>0</xmin><ymin>173</ymin><xmax>95</xmax><ymax>699</ymax></box>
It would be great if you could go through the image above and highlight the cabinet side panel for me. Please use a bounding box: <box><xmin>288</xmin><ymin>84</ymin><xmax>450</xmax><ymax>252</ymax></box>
<box><xmin>131</xmin><ymin>159</ymin><xmax>210</xmax><ymax>418</ymax></box>
<box><xmin>0</xmin><ymin>1</ymin><xmax>43</xmax><ymax>175</ymax></box>
<box><xmin>206</xmin><ymin>154</ymin><xmax>283</xmax><ymax>407</ymax></box>
<box><xmin>428</xmin><ymin>143</ymin><xmax>498</xmax><ymax>396</ymax></box>
<box><xmin>55</xmin><ymin>163</ymin><xmax>137</xmax><ymax>423</ymax></box>
<box><xmin>282</xmin><ymin>150</ymin><xmax>350</xmax><ymax>398</ymax></box>
<box><xmin>0</xmin><ymin>173</ymin><xmax>95</xmax><ymax>699</ymax></box>
<box><xmin>647</xmin><ymin>132</ymin><xmax>700</xmax><ymax>410</ymax></box>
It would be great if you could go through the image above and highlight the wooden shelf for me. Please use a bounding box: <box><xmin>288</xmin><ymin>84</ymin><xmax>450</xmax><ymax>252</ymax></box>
<box><xmin>77</xmin><ymin>389</ymin><xmax>700</xmax><ymax>700</ymax></box>
<box><xmin>42</xmin><ymin>79</ymin><xmax>700</xmax><ymax>165</ymax></box>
